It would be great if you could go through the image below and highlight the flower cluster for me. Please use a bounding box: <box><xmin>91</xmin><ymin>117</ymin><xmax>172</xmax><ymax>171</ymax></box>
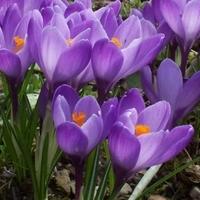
<box><xmin>0</xmin><ymin>0</ymin><xmax>198</xmax><ymax>199</ymax></box>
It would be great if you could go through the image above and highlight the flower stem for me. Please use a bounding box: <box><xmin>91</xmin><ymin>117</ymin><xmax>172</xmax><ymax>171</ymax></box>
<box><xmin>75</xmin><ymin>163</ymin><xmax>84</xmax><ymax>200</ymax></box>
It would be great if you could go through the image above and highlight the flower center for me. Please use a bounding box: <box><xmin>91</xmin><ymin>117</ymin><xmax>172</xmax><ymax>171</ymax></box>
<box><xmin>135</xmin><ymin>124</ymin><xmax>151</xmax><ymax>136</ymax></box>
<box><xmin>72</xmin><ymin>112</ymin><xmax>86</xmax><ymax>126</ymax></box>
<box><xmin>111</xmin><ymin>37</ymin><xmax>122</xmax><ymax>48</ymax></box>
<box><xmin>65</xmin><ymin>38</ymin><xmax>73</xmax><ymax>46</ymax></box>
<box><xmin>13</xmin><ymin>36</ymin><xmax>25</xmax><ymax>52</ymax></box>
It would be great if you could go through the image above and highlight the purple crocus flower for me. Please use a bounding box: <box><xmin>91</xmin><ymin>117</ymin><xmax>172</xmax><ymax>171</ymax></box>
<box><xmin>131</xmin><ymin>0</ymin><xmax>173</xmax><ymax>46</ymax></box>
<box><xmin>160</xmin><ymin>0</ymin><xmax>200</xmax><ymax>50</ymax></box>
<box><xmin>141</xmin><ymin>58</ymin><xmax>200</xmax><ymax>126</ymax></box>
<box><xmin>52</xmin><ymin>84</ymin><xmax>103</xmax><ymax>163</ymax></box>
<box><xmin>108</xmin><ymin>88</ymin><xmax>194</xmax><ymax>187</ymax></box>
<box><xmin>28</xmin><ymin>12</ymin><xmax>92</xmax><ymax>90</ymax></box>
<box><xmin>92</xmin><ymin>15</ymin><xmax>164</xmax><ymax>95</ymax></box>
<box><xmin>0</xmin><ymin>4</ymin><xmax>41</xmax><ymax>86</ymax></box>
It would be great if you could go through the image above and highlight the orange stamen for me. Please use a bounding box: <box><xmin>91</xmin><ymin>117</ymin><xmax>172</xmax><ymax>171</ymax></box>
<box><xmin>111</xmin><ymin>37</ymin><xmax>122</xmax><ymax>48</ymax></box>
<box><xmin>72</xmin><ymin>112</ymin><xmax>86</xmax><ymax>126</ymax></box>
<box><xmin>65</xmin><ymin>38</ymin><xmax>73</xmax><ymax>46</ymax></box>
<box><xmin>135</xmin><ymin>124</ymin><xmax>151</xmax><ymax>136</ymax></box>
<box><xmin>13</xmin><ymin>36</ymin><xmax>25</xmax><ymax>52</ymax></box>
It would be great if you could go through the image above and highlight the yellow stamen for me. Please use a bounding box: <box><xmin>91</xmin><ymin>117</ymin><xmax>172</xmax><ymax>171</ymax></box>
<box><xmin>13</xmin><ymin>36</ymin><xmax>25</xmax><ymax>52</ymax></box>
<box><xmin>72</xmin><ymin>112</ymin><xmax>86</xmax><ymax>126</ymax></box>
<box><xmin>111</xmin><ymin>37</ymin><xmax>122</xmax><ymax>48</ymax></box>
<box><xmin>135</xmin><ymin>124</ymin><xmax>151</xmax><ymax>136</ymax></box>
<box><xmin>65</xmin><ymin>38</ymin><xmax>73</xmax><ymax>46</ymax></box>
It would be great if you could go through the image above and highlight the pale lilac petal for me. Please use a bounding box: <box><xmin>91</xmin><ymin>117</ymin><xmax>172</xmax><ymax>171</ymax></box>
<box><xmin>160</xmin><ymin>0</ymin><xmax>184</xmax><ymax>38</ymax></box>
<box><xmin>52</xmin><ymin>95</ymin><xmax>71</xmax><ymax>127</ymax></box>
<box><xmin>82</xmin><ymin>114</ymin><xmax>103</xmax><ymax>153</ymax></box>
<box><xmin>138</xmin><ymin>101</ymin><xmax>171</xmax><ymax>131</ymax></box>
<box><xmin>74</xmin><ymin>96</ymin><xmax>101</xmax><ymax>119</ymax></box>
<box><xmin>182</xmin><ymin>0</ymin><xmax>200</xmax><ymax>42</ymax></box>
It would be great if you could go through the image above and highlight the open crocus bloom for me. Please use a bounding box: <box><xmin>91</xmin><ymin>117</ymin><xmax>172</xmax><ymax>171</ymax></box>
<box><xmin>160</xmin><ymin>0</ymin><xmax>200</xmax><ymax>50</ymax></box>
<box><xmin>108</xmin><ymin>88</ymin><xmax>194</xmax><ymax>184</ymax></box>
<box><xmin>29</xmin><ymin>10</ymin><xmax>95</xmax><ymax>88</ymax></box>
<box><xmin>0</xmin><ymin>4</ymin><xmax>40</xmax><ymax>84</ymax></box>
<box><xmin>141</xmin><ymin>58</ymin><xmax>200</xmax><ymax>125</ymax></box>
<box><xmin>52</xmin><ymin>85</ymin><xmax>103</xmax><ymax>163</ymax></box>
<box><xmin>92</xmin><ymin>14</ymin><xmax>164</xmax><ymax>93</ymax></box>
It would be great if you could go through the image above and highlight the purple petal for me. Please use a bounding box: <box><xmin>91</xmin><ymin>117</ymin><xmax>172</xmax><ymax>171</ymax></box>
<box><xmin>182</xmin><ymin>0</ymin><xmax>200</xmax><ymax>42</ymax></box>
<box><xmin>157</xmin><ymin>59</ymin><xmax>183</xmax><ymax>110</ymax></box>
<box><xmin>101</xmin><ymin>97</ymin><xmax>118</xmax><ymax>138</ymax></box>
<box><xmin>52</xmin><ymin>95</ymin><xmax>71</xmax><ymax>127</ymax></box>
<box><xmin>53</xmin><ymin>40</ymin><xmax>91</xmax><ymax>83</ymax></box>
<box><xmin>118</xmin><ymin>88</ymin><xmax>145</xmax><ymax>114</ymax></box>
<box><xmin>140</xmin><ymin>66</ymin><xmax>158</xmax><ymax>103</ymax></box>
<box><xmin>138</xmin><ymin>101</ymin><xmax>171</xmax><ymax>131</ymax></box>
<box><xmin>41</xmin><ymin>7</ymin><xmax>54</xmax><ymax>26</ymax></box>
<box><xmin>51</xmin><ymin>13</ymin><xmax>70</xmax><ymax>38</ymax></box>
<box><xmin>56</xmin><ymin>122</ymin><xmax>88</xmax><ymax>158</ymax></box>
<box><xmin>2</xmin><ymin>4</ymin><xmax>21</xmax><ymax>48</ymax></box>
<box><xmin>52</xmin><ymin>84</ymin><xmax>79</xmax><ymax>113</ymax></box>
<box><xmin>64</xmin><ymin>2</ymin><xmax>84</xmax><ymax>18</ymax></box>
<box><xmin>82</xmin><ymin>114</ymin><xmax>103</xmax><ymax>153</ymax></box>
<box><xmin>114</xmin><ymin>15</ymin><xmax>142</xmax><ymax>48</ymax></box>
<box><xmin>175</xmin><ymin>71</ymin><xmax>200</xmax><ymax>120</ymax></box>
<box><xmin>140</xmin><ymin>18</ymin><xmax>157</xmax><ymax>38</ymax></box>
<box><xmin>0</xmin><ymin>49</ymin><xmax>21</xmax><ymax>79</ymax></box>
<box><xmin>160</xmin><ymin>0</ymin><xmax>184</xmax><ymax>38</ymax></box>
<box><xmin>92</xmin><ymin>39</ymin><xmax>123</xmax><ymax>90</ymax></box>
<box><xmin>100</xmin><ymin>8</ymin><xmax>118</xmax><ymax>38</ymax></box>
<box><xmin>40</xmin><ymin>26</ymin><xmax>66</xmax><ymax>82</ymax></box>
<box><xmin>76</xmin><ymin>0</ymin><xmax>91</xmax><ymax>8</ymax></box>
<box><xmin>74</xmin><ymin>96</ymin><xmax>101</xmax><ymax>119</ymax></box>
<box><xmin>158</xmin><ymin>125</ymin><xmax>194</xmax><ymax>163</ymax></box>
<box><xmin>142</xmin><ymin>2</ymin><xmax>156</xmax><ymax>24</ymax></box>
<box><xmin>109</xmin><ymin>122</ymin><xmax>140</xmax><ymax>173</ymax></box>
<box><xmin>118</xmin><ymin>108</ymin><xmax>138</xmax><ymax>134</ymax></box>
<box><xmin>134</xmin><ymin>130</ymin><xmax>165</xmax><ymax>170</ymax></box>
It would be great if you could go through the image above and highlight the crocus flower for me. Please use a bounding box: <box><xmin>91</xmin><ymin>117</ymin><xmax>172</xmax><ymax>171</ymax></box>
<box><xmin>28</xmin><ymin>13</ymin><xmax>92</xmax><ymax>90</ymax></box>
<box><xmin>92</xmin><ymin>14</ymin><xmax>164</xmax><ymax>95</ymax></box>
<box><xmin>108</xmin><ymin>89</ymin><xmax>194</xmax><ymax>187</ymax></box>
<box><xmin>0</xmin><ymin>4</ymin><xmax>41</xmax><ymax>86</ymax></box>
<box><xmin>52</xmin><ymin>84</ymin><xmax>103</xmax><ymax>163</ymax></box>
<box><xmin>131</xmin><ymin>0</ymin><xmax>173</xmax><ymax>46</ymax></box>
<box><xmin>141</xmin><ymin>58</ymin><xmax>200</xmax><ymax>126</ymax></box>
<box><xmin>160</xmin><ymin>0</ymin><xmax>200</xmax><ymax>71</ymax></box>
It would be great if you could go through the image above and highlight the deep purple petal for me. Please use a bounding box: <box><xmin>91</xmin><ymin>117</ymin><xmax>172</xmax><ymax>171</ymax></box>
<box><xmin>74</xmin><ymin>96</ymin><xmax>101</xmax><ymax>119</ymax></box>
<box><xmin>53</xmin><ymin>40</ymin><xmax>91</xmax><ymax>83</ymax></box>
<box><xmin>101</xmin><ymin>97</ymin><xmax>118</xmax><ymax>138</ymax></box>
<box><xmin>82</xmin><ymin>114</ymin><xmax>103</xmax><ymax>153</ymax></box>
<box><xmin>175</xmin><ymin>71</ymin><xmax>200</xmax><ymax>120</ymax></box>
<box><xmin>157</xmin><ymin>59</ymin><xmax>183</xmax><ymax>110</ymax></box>
<box><xmin>140</xmin><ymin>66</ymin><xmax>158</xmax><ymax>103</ymax></box>
<box><xmin>100</xmin><ymin>8</ymin><xmax>118</xmax><ymax>38</ymax></box>
<box><xmin>118</xmin><ymin>88</ymin><xmax>145</xmax><ymax>114</ymax></box>
<box><xmin>109</xmin><ymin>122</ymin><xmax>140</xmax><ymax>173</ymax></box>
<box><xmin>0</xmin><ymin>49</ymin><xmax>21</xmax><ymax>79</ymax></box>
<box><xmin>52</xmin><ymin>84</ymin><xmax>79</xmax><ymax>113</ymax></box>
<box><xmin>56</xmin><ymin>122</ymin><xmax>88</xmax><ymax>158</ymax></box>
<box><xmin>2</xmin><ymin>4</ymin><xmax>21</xmax><ymax>48</ymax></box>
<box><xmin>64</xmin><ymin>2</ymin><xmax>84</xmax><ymax>18</ymax></box>
<box><xmin>138</xmin><ymin>101</ymin><xmax>171</xmax><ymax>131</ymax></box>
<box><xmin>92</xmin><ymin>39</ymin><xmax>123</xmax><ymax>90</ymax></box>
